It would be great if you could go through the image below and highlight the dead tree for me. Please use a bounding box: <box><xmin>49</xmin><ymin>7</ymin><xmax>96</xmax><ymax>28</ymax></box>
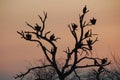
<box><xmin>15</xmin><ymin>6</ymin><xmax>111</xmax><ymax>80</ymax></box>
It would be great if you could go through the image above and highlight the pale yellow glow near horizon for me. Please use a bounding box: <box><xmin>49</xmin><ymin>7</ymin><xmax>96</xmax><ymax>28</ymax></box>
<box><xmin>0</xmin><ymin>0</ymin><xmax>120</xmax><ymax>74</ymax></box>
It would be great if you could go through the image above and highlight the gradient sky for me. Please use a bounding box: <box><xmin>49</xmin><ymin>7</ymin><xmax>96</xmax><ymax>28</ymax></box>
<box><xmin>0</xmin><ymin>0</ymin><xmax>120</xmax><ymax>80</ymax></box>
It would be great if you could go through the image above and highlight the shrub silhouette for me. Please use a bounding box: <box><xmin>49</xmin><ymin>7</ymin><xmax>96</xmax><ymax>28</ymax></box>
<box><xmin>15</xmin><ymin>6</ymin><xmax>111</xmax><ymax>80</ymax></box>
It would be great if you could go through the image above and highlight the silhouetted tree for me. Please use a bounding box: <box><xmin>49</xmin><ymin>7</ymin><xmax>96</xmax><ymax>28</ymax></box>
<box><xmin>15</xmin><ymin>6</ymin><xmax>111</xmax><ymax>80</ymax></box>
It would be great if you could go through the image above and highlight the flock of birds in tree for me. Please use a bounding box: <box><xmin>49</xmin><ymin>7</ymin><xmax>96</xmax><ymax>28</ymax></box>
<box><xmin>25</xmin><ymin>5</ymin><xmax>107</xmax><ymax>68</ymax></box>
<box><xmin>25</xmin><ymin>23</ymin><xmax>56</xmax><ymax>41</ymax></box>
<box><xmin>15</xmin><ymin>5</ymin><xmax>111</xmax><ymax>80</ymax></box>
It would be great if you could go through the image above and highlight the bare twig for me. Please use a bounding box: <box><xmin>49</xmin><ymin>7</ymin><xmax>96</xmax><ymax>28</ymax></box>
<box><xmin>25</xmin><ymin>22</ymin><xmax>35</xmax><ymax>30</ymax></box>
<box><xmin>45</xmin><ymin>31</ymin><xmax>51</xmax><ymax>37</ymax></box>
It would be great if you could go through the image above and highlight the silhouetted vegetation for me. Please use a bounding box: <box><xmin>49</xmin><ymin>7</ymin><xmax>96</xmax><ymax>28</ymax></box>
<box><xmin>15</xmin><ymin>6</ymin><xmax>111</xmax><ymax>80</ymax></box>
<box><xmin>27</xmin><ymin>58</ymin><xmax>57</xmax><ymax>80</ymax></box>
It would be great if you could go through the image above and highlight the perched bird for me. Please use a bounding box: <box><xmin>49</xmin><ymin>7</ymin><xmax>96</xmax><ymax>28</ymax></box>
<box><xmin>83</xmin><ymin>5</ymin><xmax>87</xmax><ymax>14</ymax></box>
<box><xmin>50</xmin><ymin>34</ymin><xmax>55</xmax><ymax>41</ymax></box>
<box><xmin>87</xmin><ymin>38</ymin><xmax>93</xmax><ymax>50</ymax></box>
<box><xmin>26</xmin><ymin>33</ymin><xmax>32</xmax><ymax>40</ymax></box>
<box><xmin>90</xmin><ymin>17</ymin><xmax>96</xmax><ymax>25</ymax></box>
<box><xmin>35</xmin><ymin>24</ymin><xmax>41</xmax><ymax>32</ymax></box>
<box><xmin>89</xmin><ymin>45</ymin><xmax>92</xmax><ymax>50</ymax></box>
<box><xmin>101</xmin><ymin>58</ymin><xmax>107</xmax><ymax>64</ymax></box>
<box><xmin>72</xmin><ymin>23</ymin><xmax>78</xmax><ymax>31</ymax></box>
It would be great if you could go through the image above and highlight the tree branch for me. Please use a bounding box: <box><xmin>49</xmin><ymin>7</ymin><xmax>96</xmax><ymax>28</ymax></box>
<box><xmin>75</xmin><ymin>62</ymin><xmax>111</xmax><ymax>68</ymax></box>
<box><xmin>14</xmin><ymin>65</ymin><xmax>52</xmax><ymax>80</ymax></box>
<box><xmin>45</xmin><ymin>31</ymin><xmax>51</xmax><ymax>37</ymax></box>
<box><xmin>62</xmin><ymin>47</ymin><xmax>72</xmax><ymax>73</ymax></box>
<box><xmin>68</xmin><ymin>24</ymin><xmax>78</xmax><ymax>43</ymax></box>
<box><xmin>25</xmin><ymin>22</ymin><xmax>35</xmax><ymax>30</ymax></box>
<box><xmin>77</xmin><ymin>56</ymin><xmax>102</xmax><ymax>64</ymax></box>
<box><xmin>38</xmin><ymin>11</ymin><xmax>47</xmax><ymax>35</ymax></box>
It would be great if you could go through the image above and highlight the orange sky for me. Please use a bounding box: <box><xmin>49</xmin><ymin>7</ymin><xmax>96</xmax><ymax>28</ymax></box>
<box><xmin>0</xmin><ymin>0</ymin><xmax>120</xmax><ymax>79</ymax></box>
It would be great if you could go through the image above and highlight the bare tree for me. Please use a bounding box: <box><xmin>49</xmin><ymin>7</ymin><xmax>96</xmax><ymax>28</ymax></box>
<box><xmin>15</xmin><ymin>6</ymin><xmax>111</xmax><ymax>80</ymax></box>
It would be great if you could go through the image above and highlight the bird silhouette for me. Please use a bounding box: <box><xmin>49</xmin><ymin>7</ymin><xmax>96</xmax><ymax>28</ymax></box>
<box><xmin>72</xmin><ymin>23</ymin><xmax>78</xmax><ymax>31</ymax></box>
<box><xmin>90</xmin><ymin>17</ymin><xmax>96</xmax><ymax>25</ymax></box>
<box><xmin>87</xmin><ymin>38</ymin><xmax>93</xmax><ymax>50</ymax></box>
<box><xmin>83</xmin><ymin>5</ymin><xmax>87</xmax><ymax>14</ymax></box>
<box><xmin>35</xmin><ymin>24</ymin><xmax>41</xmax><ymax>32</ymax></box>
<box><xmin>101</xmin><ymin>58</ymin><xmax>107</xmax><ymax>64</ymax></box>
<box><xmin>50</xmin><ymin>34</ymin><xmax>55</xmax><ymax>41</ymax></box>
<box><xmin>26</xmin><ymin>33</ymin><xmax>32</xmax><ymax>40</ymax></box>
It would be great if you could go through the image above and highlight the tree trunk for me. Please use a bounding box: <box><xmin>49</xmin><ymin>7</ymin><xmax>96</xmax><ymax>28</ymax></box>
<box><xmin>58</xmin><ymin>74</ymin><xmax>65</xmax><ymax>80</ymax></box>
<box><xmin>59</xmin><ymin>77</ymin><xmax>65</xmax><ymax>80</ymax></box>
<box><xmin>96</xmin><ymin>74</ymin><xmax>100</xmax><ymax>80</ymax></box>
